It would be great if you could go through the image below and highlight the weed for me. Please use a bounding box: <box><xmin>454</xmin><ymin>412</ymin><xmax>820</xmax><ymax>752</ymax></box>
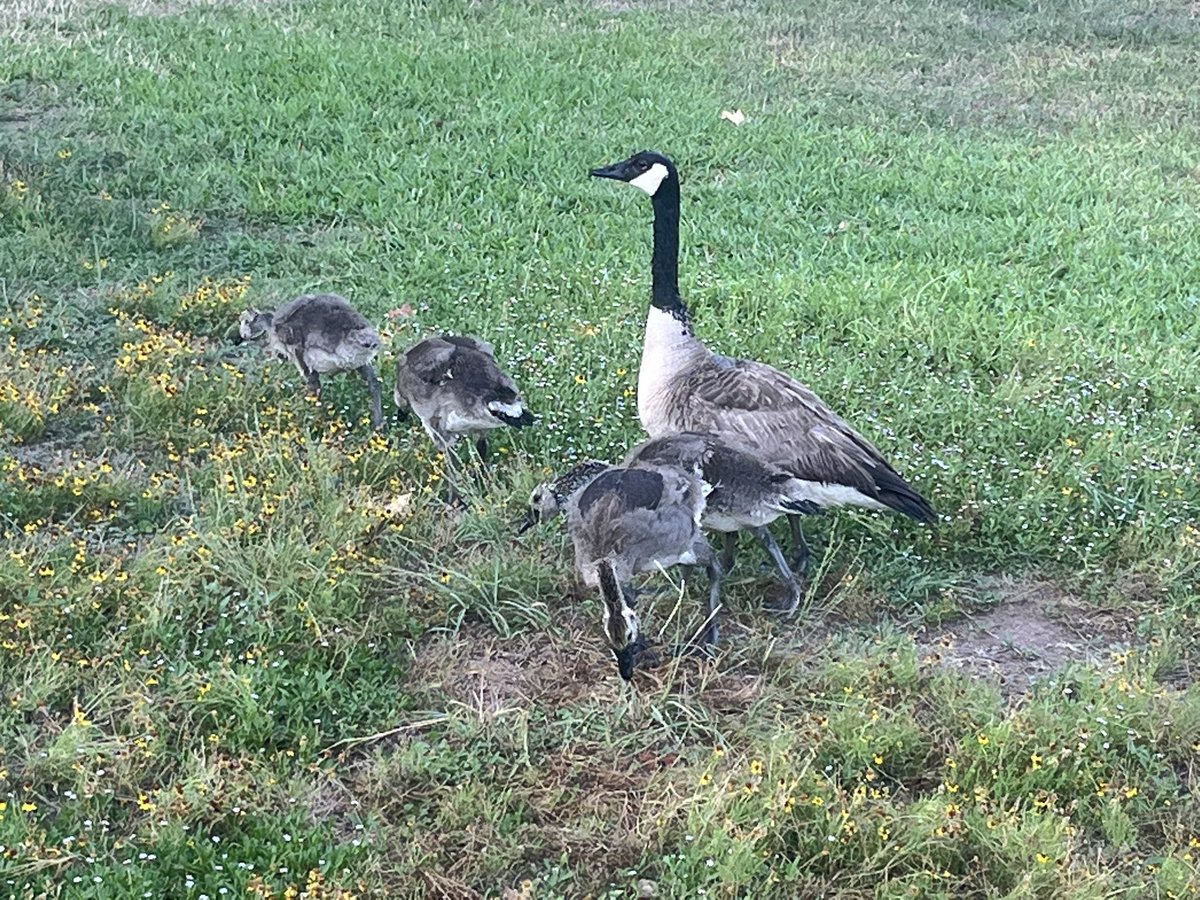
<box><xmin>0</xmin><ymin>0</ymin><xmax>1197</xmax><ymax>897</ymax></box>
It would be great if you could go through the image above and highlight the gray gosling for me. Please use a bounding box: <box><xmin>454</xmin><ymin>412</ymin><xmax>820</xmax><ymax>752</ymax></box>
<box><xmin>524</xmin><ymin>436</ymin><xmax>821</xmax><ymax>617</ymax></box>
<box><xmin>238</xmin><ymin>292</ymin><xmax>384</xmax><ymax>429</ymax></box>
<box><xmin>567</xmin><ymin>461</ymin><xmax>720</xmax><ymax>681</ymax></box>
<box><xmin>624</xmin><ymin>432</ymin><xmax>820</xmax><ymax>617</ymax></box>
<box><xmin>394</xmin><ymin>334</ymin><xmax>534</xmax><ymax>465</ymax></box>
<box><xmin>591</xmin><ymin>151</ymin><xmax>936</xmax><ymax>574</ymax></box>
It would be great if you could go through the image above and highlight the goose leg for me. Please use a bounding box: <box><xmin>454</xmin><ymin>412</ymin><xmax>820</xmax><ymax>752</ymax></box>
<box><xmin>754</xmin><ymin>525</ymin><xmax>803</xmax><ymax>618</ymax></box>
<box><xmin>702</xmin><ymin>557</ymin><xmax>723</xmax><ymax>646</ymax></box>
<box><xmin>474</xmin><ymin>437</ymin><xmax>490</xmax><ymax>464</ymax></box>
<box><xmin>431</xmin><ymin>433</ymin><xmax>466</xmax><ymax>507</ymax></box>
<box><xmin>787</xmin><ymin>514</ymin><xmax>812</xmax><ymax>576</ymax></box>
<box><xmin>720</xmin><ymin>531</ymin><xmax>737</xmax><ymax>573</ymax></box>
<box><xmin>295</xmin><ymin>358</ymin><xmax>322</xmax><ymax>397</ymax></box>
<box><xmin>357</xmin><ymin>364</ymin><xmax>384</xmax><ymax>430</ymax></box>
<box><xmin>670</xmin><ymin>553</ymin><xmax>722</xmax><ymax>663</ymax></box>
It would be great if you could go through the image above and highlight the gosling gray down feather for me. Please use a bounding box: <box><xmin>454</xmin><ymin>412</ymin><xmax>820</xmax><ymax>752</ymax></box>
<box><xmin>238</xmin><ymin>292</ymin><xmax>384</xmax><ymax>428</ymax></box>
<box><xmin>624</xmin><ymin>431</ymin><xmax>819</xmax><ymax>616</ymax></box>
<box><xmin>522</xmin><ymin>437</ymin><xmax>819</xmax><ymax>614</ymax></box>
<box><xmin>566</xmin><ymin>461</ymin><xmax>721</xmax><ymax>681</ymax></box>
<box><xmin>394</xmin><ymin>334</ymin><xmax>534</xmax><ymax>454</ymax></box>
<box><xmin>624</xmin><ymin>432</ymin><xmax>821</xmax><ymax>532</ymax></box>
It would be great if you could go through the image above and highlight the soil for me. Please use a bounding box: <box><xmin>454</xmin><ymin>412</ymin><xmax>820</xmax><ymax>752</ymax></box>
<box><xmin>917</xmin><ymin>575</ymin><xmax>1137</xmax><ymax>699</ymax></box>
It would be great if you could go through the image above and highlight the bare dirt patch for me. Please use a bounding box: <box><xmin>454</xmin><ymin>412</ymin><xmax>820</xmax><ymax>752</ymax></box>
<box><xmin>408</xmin><ymin>619</ymin><xmax>616</xmax><ymax>717</ymax></box>
<box><xmin>917</xmin><ymin>575</ymin><xmax>1135</xmax><ymax>699</ymax></box>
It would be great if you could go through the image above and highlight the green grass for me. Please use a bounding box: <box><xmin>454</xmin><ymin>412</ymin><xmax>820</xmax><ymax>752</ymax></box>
<box><xmin>1</xmin><ymin>0</ymin><xmax>1198</xmax><ymax>896</ymax></box>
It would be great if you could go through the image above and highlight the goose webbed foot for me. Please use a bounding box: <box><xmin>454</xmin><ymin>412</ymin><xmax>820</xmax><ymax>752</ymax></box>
<box><xmin>754</xmin><ymin>525</ymin><xmax>805</xmax><ymax>619</ymax></box>
<box><xmin>761</xmin><ymin>584</ymin><xmax>804</xmax><ymax>619</ymax></box>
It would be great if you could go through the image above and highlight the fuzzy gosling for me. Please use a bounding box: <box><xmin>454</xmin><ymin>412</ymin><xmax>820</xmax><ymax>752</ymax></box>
<box><xmin>568</xmin><ymin>462</ymin><xmax>721</xmax><ymax>680</ymax></box>
<box><xmin>395</xmin><ymin>334</ymin><xmax>534</xmax><ymax>463</ymax></box>
<box><xmin>238</xmin><ymin>292</ymin><xmax>383</xmax><ymax>428</ymax></box>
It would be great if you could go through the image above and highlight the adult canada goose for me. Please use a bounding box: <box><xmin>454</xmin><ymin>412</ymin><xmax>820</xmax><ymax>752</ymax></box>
<box><xmin>238</xmin><ymin>292</ymin><xmax>384</xmax><ymax>429</ymax></box>
<box><xmin>590</xmin><ymin>151</ymin><xmax>936</xmax><ymax>577</ymax></box>
<box><xmin>567</xmin><ymin>461</ymin><xmax>720</xmax><ymax>681</ymax></box>
<box><xmin>394</xmin><ymin>334</ymin><xmax>534</xmax><ymax>462</ymax></box>
<box><xmin>625</xmin><ymin>432</ymin><xmax>821</xmax><ymax>616</ymax></box>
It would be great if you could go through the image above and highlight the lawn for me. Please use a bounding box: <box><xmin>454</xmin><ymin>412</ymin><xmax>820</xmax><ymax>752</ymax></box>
<box><xmin>1</xmin><ymin>0</ymin><xmax>1198</xmax><ymax>896</ymax></box>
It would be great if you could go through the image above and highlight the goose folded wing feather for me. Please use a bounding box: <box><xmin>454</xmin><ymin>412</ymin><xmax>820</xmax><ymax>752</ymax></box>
<box><xmin>403</xmin><ymin>338</ymin><xmax>459</xmax><ymax>384</ymax></box>
<box><xmin>442</xmin><ymin>333</ymin><xmax>495</xmax><ymax>357</ymax></box>
<box><xmin>676</xmin><ymin>371</ymin><xmax>894</xmax><ymax>502</ymax></box>
<box><xmin>684</xmin><ymin>358</ymin><xmax>841</xmax><ymax>418</ymax></box>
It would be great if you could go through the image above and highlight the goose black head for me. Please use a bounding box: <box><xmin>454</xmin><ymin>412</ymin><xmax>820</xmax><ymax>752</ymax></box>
<box><xmin>590</xmin><ymin>150</ymin><xmax>676</xmax><ymax>198</ymax></box>
<box><xmin>237</xmin><ymin>309</ymin><xmax>272</xmax><ymax>341</ymax></box>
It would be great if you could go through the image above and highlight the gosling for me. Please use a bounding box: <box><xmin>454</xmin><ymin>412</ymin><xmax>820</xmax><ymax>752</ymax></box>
<box><xmin>238</xmin><ymin>292</ymin><xmax>383</xmax><ymax>428</ymax></box>
<box><xmin>567</xmin><ymin>461</ymin><xmax>721</xmax><ymax>680</ymax></box>
<box><xmin>394</xmin><ymin>334</ymin><xmax>534</xmax><ymax>464</ymax></box>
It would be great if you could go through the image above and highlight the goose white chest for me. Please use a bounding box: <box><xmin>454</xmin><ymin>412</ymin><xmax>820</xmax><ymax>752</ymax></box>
<box><xmin>637</xmin><ymin>305</ymin><xmax>704</xmax><ymax>436</ymax></box>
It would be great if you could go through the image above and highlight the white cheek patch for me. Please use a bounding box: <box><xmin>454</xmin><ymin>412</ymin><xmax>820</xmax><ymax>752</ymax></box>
<box><xmin>629</xmin><ymin>162</ymin><xmax>669</xmax><ymax>196</ymax></box>
<box><xmin>487</xmin><ymin>400</ymin><xmax>526</xmax><ymax>418</ymax></box>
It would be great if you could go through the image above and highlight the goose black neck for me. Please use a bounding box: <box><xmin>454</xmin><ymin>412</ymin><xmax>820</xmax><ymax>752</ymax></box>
<box><xmin>649</xmin><ymin>178</ymin><xmax>686</xmax><ymax>319</ymax></box>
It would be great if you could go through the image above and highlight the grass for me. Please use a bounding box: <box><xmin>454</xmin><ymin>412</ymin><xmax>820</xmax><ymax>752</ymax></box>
<box><xmin>1</xmin><ymin>0</ymin><xmax>1198</xmax><ymax>895</ymax></box>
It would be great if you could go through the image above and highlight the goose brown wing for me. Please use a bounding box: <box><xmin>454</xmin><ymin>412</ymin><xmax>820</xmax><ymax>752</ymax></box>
<box><xmin>682</xmin><ymin>358</ymin><xmax>898</xmax><ymax>498</ymax></box>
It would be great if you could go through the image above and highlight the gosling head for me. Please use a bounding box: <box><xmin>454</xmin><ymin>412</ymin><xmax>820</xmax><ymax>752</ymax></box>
<box><xmin>516</xmin><ymin>481</ymin><xmax>563</xmax><ymax>534</ymax></box>
<box><xmin>237</xmin><ymin>309</ymin><xmax>272</xmax><ymax>342</ymax></box>
<box><xmin>516</xmin><ymin>461</ymin><xmax>610</xmax><ymax>534</ymax></box>
<box><xmin>590</xmin><ymin>150</ymin><xmax>677</xmax><ymax>198</ymax></box>
<box><xmin>598</xmin><ymin>561</ymin><xmax>640</xmax><ymax>682</ymax></box>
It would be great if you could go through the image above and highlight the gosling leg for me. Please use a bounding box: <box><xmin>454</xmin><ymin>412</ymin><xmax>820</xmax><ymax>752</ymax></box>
<box><xmin>720</xmin><ymin>532</ymin><xmax>737</xmax><ymax>573</ymax></box>
<box><xmin>787</xmin><ymin>514</ymin><xmax>812</xmax><ymax>576</ymax></box>
<box><xmin>357</xmin><ymin>364</ymin><xmax>384</xmax><ymax>430</ymax></box>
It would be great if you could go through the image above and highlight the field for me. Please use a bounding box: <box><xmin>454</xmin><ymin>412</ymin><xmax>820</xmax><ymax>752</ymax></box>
<box><xmin>2</xmin><ymin>0</ymin><xmax>1199</xmax><ymax>896</ymax></box>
